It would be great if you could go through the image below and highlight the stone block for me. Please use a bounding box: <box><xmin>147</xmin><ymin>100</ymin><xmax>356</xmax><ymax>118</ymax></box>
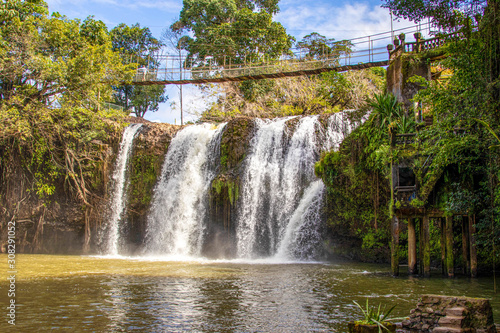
<box><xmin>439</xmin><ymin>316</ymin><xmax>465</xmax><ymax>328</ymax></box>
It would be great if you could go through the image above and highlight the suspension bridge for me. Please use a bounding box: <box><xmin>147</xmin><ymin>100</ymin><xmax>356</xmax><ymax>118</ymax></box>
<box><xmin>131</xmin><ymin>22</ymin><xmax>454</xmax><ymax>86</ymax></box>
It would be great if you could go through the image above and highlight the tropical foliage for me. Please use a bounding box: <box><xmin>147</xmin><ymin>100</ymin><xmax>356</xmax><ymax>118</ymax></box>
<box><xmin>314</xmin><ymin>0</ymin><xmax>500</xmax><ymax>269</ymax></box>
<box><xmin>110</xmin><ymin>23</ymin><xmax>168</xmax><ymax>118</ymax></box>
<box><xmin>0</xmin><ymin>0</ymin><xmax>130</xmax><ymax>207</ymax></box>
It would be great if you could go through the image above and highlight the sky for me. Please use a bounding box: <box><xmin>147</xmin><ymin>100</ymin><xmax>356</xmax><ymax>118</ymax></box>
<box><xmin>44</xmin><ymin>0</ymin><xmax>420</xmax><ymax>124</ymax></box>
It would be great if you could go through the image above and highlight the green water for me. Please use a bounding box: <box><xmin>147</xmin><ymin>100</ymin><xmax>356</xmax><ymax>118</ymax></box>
<box><xmin>0</xmin><ymin>255</ymin><xmax>498</xmax><ymax>332</ymax></box>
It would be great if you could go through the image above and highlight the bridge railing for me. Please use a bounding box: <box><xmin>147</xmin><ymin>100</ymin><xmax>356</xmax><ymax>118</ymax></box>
<box><xmin>133</xmin><ymin>45</ymin><xmax>390</xmax><ymax>83</ymax></box>
<box><xmin>132</xmin><ymin>22</ymin><xmax>446</xmax><ymax>84</ymax></box>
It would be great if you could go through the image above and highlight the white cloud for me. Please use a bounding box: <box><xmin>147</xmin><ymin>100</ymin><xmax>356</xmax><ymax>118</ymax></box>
<box><xmin>276</xmin><ymin>1</ymin><xmax>424</xmax><ymax>47</ymax></box>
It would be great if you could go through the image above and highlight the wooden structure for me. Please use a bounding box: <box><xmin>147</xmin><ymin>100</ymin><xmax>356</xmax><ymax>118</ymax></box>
<box><xmin>387</xmin><ymin>32</ymin><xmax>477</xmax><ymax>278</ymax></box>
<box><xmin>390</xmin><ymin>132</ymin><xmax>478</xmax><ymax>278</ymax></box>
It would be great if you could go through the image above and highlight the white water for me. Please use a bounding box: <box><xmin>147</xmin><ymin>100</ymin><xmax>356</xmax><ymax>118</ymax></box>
<box><xmin>323</xmin><ymin>112</ymin><xmax>357</xmax><ymax>151</ymax></box>
<box><xmin>235</xmin><ymin>114</ymin><xmax>356</xmax><ymax>260</ymax></box>
<box><xmin>235</xmin><ymin>116</ymin><xmax>323</xmax><ymax>259</ymax></box>
<box><xmin>109</xmin><ymin>114</ymin><xmax>357</xmax><ymax>261</ymax></box>
<box><xmin>145</xmin><ymin>123</ymin><xmax>226</xmax><ymax>256</ymax></box>
<box><xmin>274</xmin><ymin>180</ymin><xmax>325</xmax><ymax>260</ymax></box>
<box><xmin>107</xmin><ymin>123</ymin><xmax>142</xmax><ymax>255</ymax></box>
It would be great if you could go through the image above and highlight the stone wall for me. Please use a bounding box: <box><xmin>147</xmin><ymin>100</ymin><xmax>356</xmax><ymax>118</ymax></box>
<box><xmin>402</xmin><ymin>294</ymin><xmax>496</xmax><ymax>332</ymax></box>
<box><xmin>386</xmin><ymin>34</ymin><xmax>431</xmax><ymax>111</ymax></box>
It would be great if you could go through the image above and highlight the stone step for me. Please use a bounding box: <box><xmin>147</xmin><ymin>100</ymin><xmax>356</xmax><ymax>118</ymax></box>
<box><xmin>438</xmin><ymin>316</ymin><xmax>466</xmax><ymax>328</ymax></box>
<box><xmin>433</xmin><ymin>327</ymin><xmax>473</xmax><ymax>333</ymax></box>
<box><xmin>446</xmin><ymin>307</ymin><xmax>468</xmax><ymax>317</ymax></box>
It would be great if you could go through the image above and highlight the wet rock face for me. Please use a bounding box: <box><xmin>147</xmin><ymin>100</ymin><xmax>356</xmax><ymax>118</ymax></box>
<box><xmin>0</xmin><ymin>118</ymin><xmax>181</xmax><ymax>255</ymax></box>
<box><xmin>204</xmin><ymin>117</ymin><xmax>256</xmax><ymax>258</ymax></box>
<box><xmin>120</xmin><ymin>122</ymin><xmax>181</xmax><ymax>255</ymax></box>
<box><xmin>402</xmin><ymin>294</ymin><xmax>496</xmax><ymax>332</ymax></box>
<box><xmin>219</xmin><ymin>116</ymin><xmax>255</xmax><ymax>172</ymax></box>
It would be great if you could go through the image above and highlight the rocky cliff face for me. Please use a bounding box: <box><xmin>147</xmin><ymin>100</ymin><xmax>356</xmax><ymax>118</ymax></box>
<box><xmin>119</xmin><ymin>121</ymin><xmax>181</xmax><ymax>255</ymax></box>
<box><xmin>204</xmin><ymin>117</ymin><xmax>255</xmax><ymax>258</ymax></box>
<box><xmin>0</xmin><ymin>135</ymin><xmax>116</xmax><ymax>254</ymax></box>
<box><xmin>0</xmin><ymin>118</ymin><xmax>181</xmax><ymax>255</ymax></box>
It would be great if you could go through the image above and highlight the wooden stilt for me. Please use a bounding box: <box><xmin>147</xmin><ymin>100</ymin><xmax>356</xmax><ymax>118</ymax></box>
<box><xmin>469</xmin><ymin>215</ymin><xmax>478</xmax><ymax>278</ymax></box>
<box><xmin>422</xmin><ymin>215</ymin><xmax>431</xmax><ymax>277</ymax></box>
<box><xmin>391</xmin><ymin>215</ymin><xmax>400</xmax><ymax>276</ymax></box>
<box><xmin>408</xmin><ymin>218</ymin><xmax>417</xmax><ymax>275</ymax></box>
<box><xmin>446</xmin><ymin>215</ymin><xmax>454</xmax><ymax>277</ymax></box>
<box><xmin>462</xmin><ymin>216</ymin><xmax>470</xmax><ymax>275</ymax></box>
<box><xmin>440</xmin><ymin>217</ymin><xmax>446</xmax><ymax>276</ymax></box>
<box><xmin>419</xmin><ymin>218</ymin><xmax>424</xmax><ymax>275</ymax></box>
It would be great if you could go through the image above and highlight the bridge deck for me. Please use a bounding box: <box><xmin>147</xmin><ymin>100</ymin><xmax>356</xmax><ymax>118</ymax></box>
<box><xmin>132</xmin><ymin>60</ymin><xmax>389</xmax><ymax>86</ymax></box>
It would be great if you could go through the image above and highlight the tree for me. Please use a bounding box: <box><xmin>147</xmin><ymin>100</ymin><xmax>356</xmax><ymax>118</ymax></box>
<box><xmin>0</xmin><ymin>2</ymin><xmax>126</xmax><ymax>107</ymax></box>
<box><xmin>172</xmin><ymin>0</ymin><xmax>294</xmax><ymax>119</ymax></box>
<box><xmin>110</xmin><ymin>23</ymin><xmax>168</xmax><ymax>118</ymax></box>
<box><xmin>297</xmin><ymin>32</ymin><xmax>352</xmax><ymax>61</ymax></box>
<box><xmin>382</xmin><ymin>0</ymin><xmax>487</xmax><ymax>30</ymax></box>
<box><xmin>0</xmin><ymin>0</ymin><xmax>130</xmax><ymax>209</ymax></box>
<box><xmin>173</xmin><ymin>0</ymin><xmax>294</xmax><ymax>67</ymax></box>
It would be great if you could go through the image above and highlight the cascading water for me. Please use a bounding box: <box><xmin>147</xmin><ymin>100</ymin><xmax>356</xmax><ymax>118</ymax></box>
<box><xmin>235</xmin><ymin>114</ymin><xmax>355</xmax><ymax>260</ymax></box>
<box><xmin>106</xmin><ymin>123</ymin><xmax>142</xmax><ymax>255</ymax></box>
<box><xmin>145</xmin><ymin>123</ymin><xmax>226</xmax><ymax>257</ymax></box>
<box><xmin>274</xmin><ymin>180</ymin><xmax>325</xmax><ymax>260</ymax></box>
<box><xmin>107</xmin><ymin>114</ymin><xmax>355</xmax><ymax>260</ymax></box>
<box><xmin>323</xmin><ymin>111</ymin><xmax>357</xmax><ymax>151</ymax></box>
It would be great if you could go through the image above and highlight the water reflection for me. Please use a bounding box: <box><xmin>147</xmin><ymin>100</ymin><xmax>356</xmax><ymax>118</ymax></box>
<box><xmin>0</xmin><ymin>255</ymin><xmax>498</xmax><ymax>332</ymax></box>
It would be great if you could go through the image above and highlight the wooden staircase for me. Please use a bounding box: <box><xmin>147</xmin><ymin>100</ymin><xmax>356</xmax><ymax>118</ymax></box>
<box><xmin>433</xmin><ymin>307</ymin><xmax>473</xmax><ymax>333</ymax></box>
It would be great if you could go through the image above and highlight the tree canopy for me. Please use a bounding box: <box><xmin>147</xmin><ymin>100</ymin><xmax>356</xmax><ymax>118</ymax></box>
<box><xmin>0</xmin><ymin>1</ymin><xmax>127</xmax><ymax>108</ymax></box>
<box><xmin>382</xmin><ymin>0</ymin><xmax>487</xmax><ymax>29</ymax></box>
<box><xmin>173</xmin><ymin>0</ymin><xmax>294</xmax><ymax>66</ymax></box>
<box><xmin>110</xmin><ymin>23</ymin><xmax>168</xmax><ymax>118</ymax></box>
<box><xmin>0</xmin><ymin>0</ymin><xmax>130</xmax><ymax>205</ymax></box>
<box><xmin>297</xmin><ymin>32</ymin><xmax>352</xmax><ymax>61</ymax></box>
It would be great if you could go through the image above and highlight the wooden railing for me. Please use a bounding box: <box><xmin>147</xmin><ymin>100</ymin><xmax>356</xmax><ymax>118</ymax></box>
<box><xmin>395</xmin><ymin>186</ymin><xmax>418</xmax><ymax>203</ymax></box>
<box><xmin>391</xmin><ymin>133</ymin><xmax>417</xmax><ymax>146</ymax></box>
<box><xmin>405</xmin><ymin>31</ymin><xmax>463</xmax><ymax>53</ymax></box>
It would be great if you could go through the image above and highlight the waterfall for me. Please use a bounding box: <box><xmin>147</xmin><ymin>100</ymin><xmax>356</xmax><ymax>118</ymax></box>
<box><xmin>323</xmin><ymin>112</ymin><xmax>356</xmax><ymax>151</ymax></box>
<box><xmin>145</xmin><ymin>123</ymin><xmax>226</xmax><ymax>257</ymax></box>
<box><xmin>103</xmin><ymin>113</ymin><xmax>357</xmax><ymax>260</ymax></box>
<box><xmin>235</xmin><ymin>116</ymin><xmax>321</xmax><ymax>259</ymax></box>
<box><xmin>235</xmin><ymin>114</ymin><xmax>355</xmax><ymax>260</ymax></box>
<box><xmin>107</xmin><ymin>123</ymin><xmax>142</xmax><ymax>255</ymax></box>
<box><xmin>274</xmin><ymin>180</ymin><xmax>325</xmax><ymax>260</ymax></box>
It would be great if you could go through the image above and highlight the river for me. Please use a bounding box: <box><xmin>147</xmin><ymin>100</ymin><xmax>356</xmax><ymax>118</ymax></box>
<box><xmin>1</xmin><ymin>255</ymin><xmax>498</xmax><ymax>332</ymax></box>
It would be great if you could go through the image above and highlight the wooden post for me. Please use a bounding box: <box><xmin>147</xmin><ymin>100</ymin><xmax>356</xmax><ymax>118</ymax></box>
<box><xmin>422</xmin><ymin>215</ymin><xmax>431</xmax><ymax>277</ymax></box>
<box><xmin>408</xmin><ymin>218</ymin><xmax>417</xmax><ymax>275</ymax></box>
<box><xmin>414</xmin><ymin>32</ymin><xmax>422</xmax><ymax>53</ymax></box>
<box><xmin>462</xmin><ymin>216</ymin><xmax>470</xmax><ymax>275</ymax></box>
<box><xmin>391</xmin><ymin>215</ymin><xmax>400</xmax><ymax>276</ymax></box>
<box><xmin>419</xmin><ymin>218</ymin><xmax>424</xmax><ymax>275</ymax></box>
<box><xmin>469</xmin><ymin>215</ymin><xmax>478</xmax><ymax>278</ymax></box>
<box><xmin>446</xmin><ymin>215</ymin><xmax>454</xmax><ymax>277</ymax></box>
<box><xmin>440</xmin><ymin>217</ymin><xmax>446</xmax><ymax>276</ymax></box>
